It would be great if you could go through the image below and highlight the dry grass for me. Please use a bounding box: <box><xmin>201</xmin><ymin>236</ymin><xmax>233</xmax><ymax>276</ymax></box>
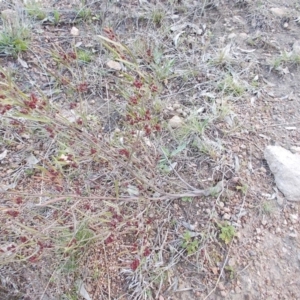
<box><xmin>0</xmin><ymin>0</ymin><xmax>288</xmax><ymax>299</ymax></box>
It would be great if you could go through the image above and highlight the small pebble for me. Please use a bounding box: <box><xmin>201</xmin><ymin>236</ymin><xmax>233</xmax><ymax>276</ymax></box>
<box><xmin>223</xmin><ymin>213</ymin><xmax>231</xmax><ymax>220</ymax></box>
<box><xmin>261</xmin><ymin>219</ymin><xmax>267</xmax><ymax>226</ymax></box>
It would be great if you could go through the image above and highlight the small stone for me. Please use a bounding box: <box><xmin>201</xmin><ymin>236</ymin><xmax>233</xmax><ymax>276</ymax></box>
<box><xmin>239</xmin><ymin>32</ymin><xmax>248</xmax><ymax>40</ymax></box>
<box><xmin>248</xmin><ymin>250</ymin><xmax>257</xmax><ymax>257</ymax></box>
<box><xmin>290</xmin><ymin>146</ymin><xmax>300</xmax><ymax>154</ymax></box>
<box><xmin>260</xmin><ymin>167</ymin><xmax>267</xmax><ymax>173</ymax></box>
<box><xmin>176</xmin><ymin>108</ymin><xmax>184</xmax><ymax>115</ymax></box>
<box><xmin>235</xmin><ymin>286</ymin><xmax>242</xmax><ymax>294</ymax></box>
<box><xmin>107</xmin><ymin>60</ymin><xmax>122</xmax><ymax>71</ymax></box>
<box><xmin>218</xmin><ymin>282</ymin><xmax>225</xmax><ymax>291</ymax></box>
<box><xmin>223</xmin><ymin>213</ymin><xmax>231</xmax><ymax>220</ymax></box>
<box><xmin>228</xmin><ymin>258</ymin><xmax>235</xmax><ymax>267</ymax></box>
<box><xmin>256</xmin><ymin>228</ymin><xmax>261</xmax><ymax>234</ymax></box>
<box><xmin>292</xmin><ymin>41</ymin><xmax>300</xmax><ymax>56</ymax></box>
<box><xmin>276</xmin><ymin>196</ymin><xmax>284</xmax><ymax>206</ymax></box>
<box><xmin>275</xmin><ymin>227</ymin><xmax>281</xmax><ymax>234</ymax></box>
<box><xmin>173</xmin><ymin>103</ymin><xmax>180</xmax><ymax>109</ymax></box>
<box><xmin>283</xmin><ymin>22</ymin><xmax>289</xmax><ymax>28</ymax></box>
<box><xmin>289</xmin><ymin>232</ymin><xmax>297</xmax><ymax>238</ymax></box>
<box><xmin>270</xmin><ymin>7</ymin><xmax>288</xmax><ymax>17</ymax></box>
<box><xmin>261</xmin><ymin>219</ymin><xmax>267</xmax><ymax>226</ymax></box>
<box><xmin>196</xmin><ymin>107</ymin><xmax>205</xmax><ymax>114</ymax></box>
<box><xmin>16</xmin><ymin>144</ymin><xmax>24</xmax><ymax>150</ymax></box>
<box><xmin>228</xmin><ymin>33</ymin><xmax>237</xmax><ymax>39</ymax></box>
<box><xmin>223</xmin><ymin>207</ymin><xmax>230</xmax><ymax>213</ymax></box>
<box><xmin>70</xmin><ymin>26</ymin><xmax>79</xmax><ymax>36</ymax></box>
<box><xmin>289</xmin><ymin>214</ymin><xmax>298</xmax><ymax>224</ymax></box>
<box><xmin>220</xmin><ymin>291</ymin><xmax>227</xmax><ymax>297</ymax></box>
<box><xmin>235</xmin><ymin>232</ymin><xmax>241</xmax><ymax>240</ymax></box>
<box><xmin>168</xmin><ymin>115</ymin><xmax>184</xmax><ymax>128</ymax></box>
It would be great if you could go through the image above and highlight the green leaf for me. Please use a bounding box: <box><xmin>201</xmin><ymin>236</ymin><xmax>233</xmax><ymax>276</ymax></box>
<box><xmin>171</xmin><ymin>143</ymin><xmax>187</xmax><ymax>157</ymax></box>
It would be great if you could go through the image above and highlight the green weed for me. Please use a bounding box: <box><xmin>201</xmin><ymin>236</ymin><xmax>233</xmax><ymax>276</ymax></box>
<box><xmin>53</xmin><ymin>10</ymin><xmax>60</xmax><ymax>24</ymax></box>
<box><xmin>181</xmin><ymin>231</ymin><xmax>199</xmax><ymax>255</ymax></box>
<box><xmin>152</xmin><ymin>9</ymin><xmax>165</xmax><ymax>26</ymax></box>
<box><xmin>218</xmin><ymin>223</ymin><xmax>236</xmax><ymax>244</ymax></box>
<box><xmin>219</xmin><ymin>74</ymin><xmax>245</xmax><ymax>96</ymax></box>
<box><xmin>26</xmin><ymin>1</ymin><xmax>47</xmax><ymax>20</ymax></box>
<box><xmin>78</xmin><ymin>8</ymin><xmax>92</xmax><ymax>21</ymax></box>
<box><xmin>181</xmin><ymin>196</ymin><xmax>193</xmax><ymax>203</ymax></box>
<box><xmin>0</xmin><ymin>12</ymin><xmax>30</xmax><ymax>56</ymax></box>
<box><xmin>77</xmin><ymin>49</ymin><xmax>92</xmax><ymax>63</ymax></box>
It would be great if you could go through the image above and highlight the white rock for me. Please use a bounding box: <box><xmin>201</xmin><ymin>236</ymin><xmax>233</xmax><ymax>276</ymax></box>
<box><xmin>261</xmin><ymin>219</ymin><xmax>267</xmax><ymax>226</ymax></box>
<box><xmin>228</xmin><ymin>258</ymin><xmax>235</xmax><ymax>267</ymax></box>
<box><xmin>264</xmin><ymin>146</ymin><xmax>300</xmax><ymax>201</ymax></box>
<box><xmin>0</xmin><ymin>149</ymin><xmax>7</xmax><ymax>161</ymax></box>
<box><xmin>292</xmin><ymin>40</ymin><xmax>300</xmax><ymax>56</ymax></box>
<box><xmin>168</xmin><ymin>115</ymin><xmax>184</xmax><ymax>128</ymax></box>
<box><xmin>239</xmin><ymin>32</ymin><xmax>248</xmax><ymax>40</ymax></box>
<box><xmin>70</xmin><ymin>26</ymin><xmax>79</xmax><ymax>36</ymax></box>
<box><xmin>289</xmin><ymin>214</ymin><xmax>298</xmax><ymax>224</ymax></box>
<box><xmin>107</xmin><ymin>60</ymin><xmax>122</xmax><ymax>71</ymax></box>
<box><xmin>290</xmin><ymin>146</ymin><xmax>300</xmax><ymax>154</ymax></box>
<box><xmin>223</xmin><ymin>213</ymin><xmax>231</xmax><ymax>220</ymax></box>
<box><xmin>270</xmin><ymin>7</ymin><xmax>288</xmax><ymax>17</ymax></box>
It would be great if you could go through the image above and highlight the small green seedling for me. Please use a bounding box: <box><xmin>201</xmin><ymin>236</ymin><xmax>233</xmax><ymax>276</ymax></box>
<box><xmin>150</xmin><ymin>48</ymin><xmax>175</xmax><ymax>81</ymax></box>
<box><xmin>0</xmin><ymin>12</ymin><xmax>30</xmax><ymax>56</ymax></box>
<box><xmin>78</xmin><ymin>8</ymin><xmax>92</xmax><ymax>21</ymax></box>
<box><xmin>152</xmin><ymin>9</ymin><xmax>165</xmax><ymax>26</ymax></box>
<box><xmin>77</xmin><ymin>49</ymin><xmax>92</xmax><ymax>63</ymax></box>
<box><xmin>181</xmin><ymin>230</ymin><xmax>199</xmax><ymax>255</ymax></box>
<box><xmin>159</xmin><ymin>143</ymin><xmax>187</xmax><ymax>172</ymax></box>
<box><xmin>181</xmin><ymin>196</ymin><xmax>193</xmax><ymax>203</ymax></box>
<box><xmin>26</xmin><ymin>1</ymin><xmax>47</xmax><ymax>20</ymax></box>
<box><xmin>218</xmin><ymin>223</ymin><xmax>235</xmax><ymax>244</ymax></box>
<box><xmin>53</xmin><ymin>10</ymin><xmax>60</xmax><ymax>24</ymax></box>
<box><xmin>236</xmin><ymin>183</ymin><xmax>248</xmax><ymax>195</ymax></box>
<box><xmin>225</xmin><ymin>265</ymin><xmax>235</xmax><ymax>280</ymax></box>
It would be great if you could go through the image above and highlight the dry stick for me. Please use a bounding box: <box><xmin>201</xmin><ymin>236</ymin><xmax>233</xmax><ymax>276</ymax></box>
<box><xmin>264</xmin><ymin>121</ymin><xmax>300</xmax><ymax>128</ymax></box>
<box><xmin>160</xmin><ymin>145</ymin><xmax>198</xmax><ymax>191</ymax></box>
<box><xmin>4</xmin><ymin>181</ymin><xmax>223</xmax><ymax>207</ymax></box>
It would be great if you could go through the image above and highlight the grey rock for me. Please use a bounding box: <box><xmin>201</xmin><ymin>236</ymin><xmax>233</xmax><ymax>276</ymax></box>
<box><xmin>264</xmin><ymin>146</ymin><xmax>300</xmax><ymax>201</ymax></box>
<box><xmin>270</xmin><ymin>7</ymin><xmax>288</xmax><ymax>17</ymax></box>
<box><xmin>292</xmin><ymin>40</ymin><xmax>300</xmax><ymax>56</ymax></box>
<box><xmin>168</xmin><ymin>115</ymin><xmax>184</xmax><ymax>128</ymax></box>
